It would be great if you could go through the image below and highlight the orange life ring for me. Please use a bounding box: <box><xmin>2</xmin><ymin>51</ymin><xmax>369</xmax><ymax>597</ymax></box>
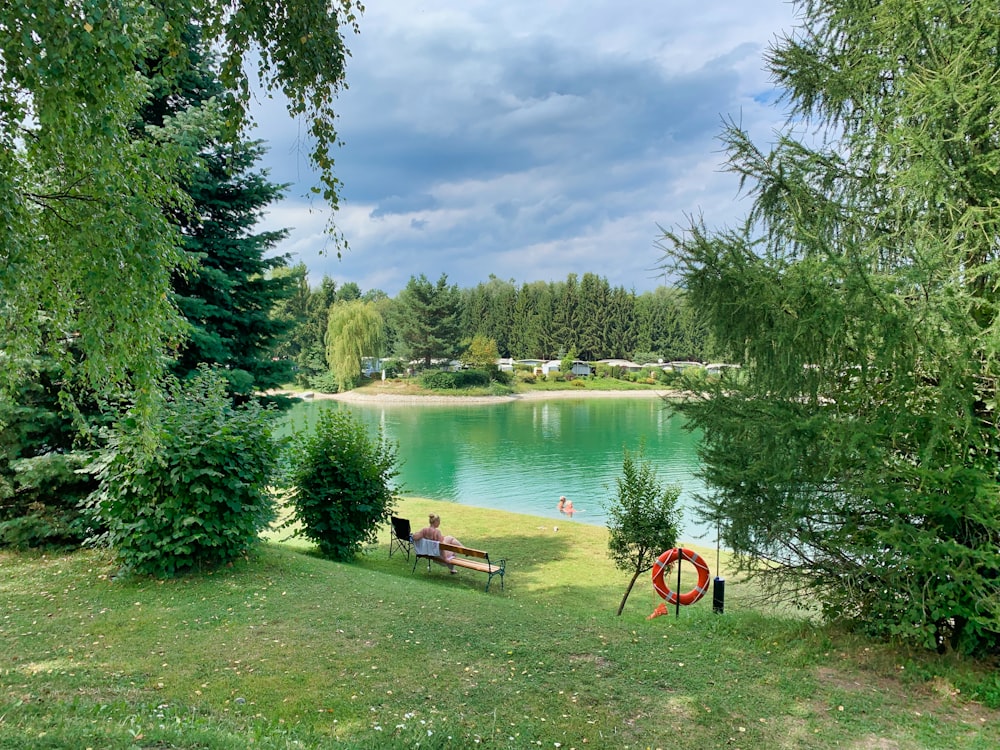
<box><xmin>650</xmin><ymin>548</ymin><xmax>711</xmax><ymax>616</ymax></box>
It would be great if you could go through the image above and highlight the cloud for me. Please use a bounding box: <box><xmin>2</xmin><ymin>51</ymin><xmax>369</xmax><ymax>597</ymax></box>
<box><xmin>251</xmin><ymin>0</ymin><xmax>800</xmax><ymax>295</ymax></box>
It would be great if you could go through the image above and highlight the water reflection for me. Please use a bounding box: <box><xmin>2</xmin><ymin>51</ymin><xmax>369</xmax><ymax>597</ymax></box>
<box><xmin>280</xmin><ymin>397</ymin><xmax>710</xmax><ymax>541</ymax></box>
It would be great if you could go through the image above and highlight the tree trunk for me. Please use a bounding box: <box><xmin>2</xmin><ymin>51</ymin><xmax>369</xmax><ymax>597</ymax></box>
<box><xmin>616</xmin><ymin>568</ymin><xmax>643</xmax><ymax>616</ymax></box>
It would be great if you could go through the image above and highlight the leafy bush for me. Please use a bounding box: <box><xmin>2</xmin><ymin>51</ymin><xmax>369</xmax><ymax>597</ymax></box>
<box><xmin>282</xmin><ymin>408</ymin><xmax>399</xmax><ymax>561</ymax></box>
<box><xmin>88</xmin><ymin>369</ymin><xmax>279</xmax><ymax>577</ymax></box>
<box><xmin>309</xmin><ymin>371</ymin><xmax>341</xmax><ymax>394</ymax></box>
<box><xmin>488</xmin><ymin>381</ymin><xmax>515</xmax><ymax>396</ymax></box>
<box><xmin>515</xmin><ymin>370</ymin><xmax>536</xmax><ymax>384</ymax></box>
<box><xmin>420</xmin><ymin>369</ymin><xmax>492</xmax><ymax>390</ymax></box>
<box><xmin>492</xmin><ymin>369</ymin><xmax>514</xmax><ymax>386</ymax></box>
<box><xmin>381</xmin><ymin>358</ymin><xmax>405</xmax><ymax>378</ymax></box>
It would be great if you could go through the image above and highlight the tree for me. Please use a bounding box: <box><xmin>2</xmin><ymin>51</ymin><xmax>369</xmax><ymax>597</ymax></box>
<box><xmin>325</xmin><ymin>300</ymin><xmax>385</xmax><ymax>391</ymax></box>
<box><xmin>662</xmin><ymin>0</ymin><xmax>1000</xmax><ymax>654</ymax></box>
<box><xmin>283</xmin><ymin>408</ymin><xmax>400</xmax><ymax>562</ymax></box>
<box><xmin>395</xmin><ymin>274</ymin><xmax>461</xmax><ymax>367</ymax></box>
<box><xmin>0</xmin><ymin>346</ymin><xmax>110</xmax><ymax>549</ymax></box>
<box><xmin>294</xmin><ymin>275</ymin><xmax>340</xmax><ymax>386</ymax></box>
<box><xmin>269</xmin><ymin>262</ymin><xmax>312</xmax><ymax>362</ymax></box>
<box><xmin>0</xmin><ymin>0</ymin><xmax>360</xmax><ymax>405</ymax></box>
<box><xmin>167</xmin><ymin>116</ymin><xmax>296</xmax><ymax>394</ymax></box>
<box><xmin>460</xmin><ymin>335</ymin><xmax>500</xmax><ymax>372</ymax></box>
<box><xmin>606</xmin><ymin>446</ymin><xmax>681</xmax><ymax>616</ymax></box>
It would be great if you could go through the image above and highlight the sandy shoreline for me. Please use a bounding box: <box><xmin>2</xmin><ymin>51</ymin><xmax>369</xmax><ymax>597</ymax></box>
<box><xmin>271</xmin><ymin>387</ymin><xmax>679</xmax><ymax>405</ymax></box>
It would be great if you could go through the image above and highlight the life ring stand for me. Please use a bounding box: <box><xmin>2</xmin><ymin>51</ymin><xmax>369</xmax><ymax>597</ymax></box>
<box><xmin>648</xmin><ymin>548</ymin><xmax>711</xmax><ymax>619</ymax></box>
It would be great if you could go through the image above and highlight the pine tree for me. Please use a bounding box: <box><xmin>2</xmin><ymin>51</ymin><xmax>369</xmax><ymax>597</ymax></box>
<box><xmin>394</xmin><ymin>274</ymin><xmax>461</xmax><ymax>367</ymax></box>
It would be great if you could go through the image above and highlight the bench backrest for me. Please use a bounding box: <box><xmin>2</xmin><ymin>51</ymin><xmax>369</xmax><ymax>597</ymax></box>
<box><xmin>439</xmin><ymin>543</ymin><xmax>488</xmax><ymax>560</ymax></box>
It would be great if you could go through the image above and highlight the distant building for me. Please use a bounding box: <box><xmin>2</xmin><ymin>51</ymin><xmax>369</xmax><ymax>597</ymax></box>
<box><xmin>541</xmin><ymin>360</ymin><xmax>593</xmax><ymax>376</ymax></box>
<box><xmin>706</xmin><ymin>363</ymin><xmax>741</xmax><ymax>377</ymax></box>
<box><xmin>666</xmin><ymin>360</ymin><xmax>704</xmax><ymax>373</ymax></box>
<box><xmin>596</xmin><ymin>358</ymin><xmax>643</xmax><ymax>372</ymax></box>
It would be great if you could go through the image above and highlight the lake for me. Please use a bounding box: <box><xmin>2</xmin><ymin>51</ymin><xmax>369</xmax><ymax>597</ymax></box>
<box><xmin>280</xmin><ymin>395</ymin><xmax>711</xmax><ymax>542</ymax></box>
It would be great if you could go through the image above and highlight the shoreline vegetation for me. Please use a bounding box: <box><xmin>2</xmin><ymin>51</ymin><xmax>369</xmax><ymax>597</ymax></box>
<box><xmin>269</xmin><ymin>382</ymin><xmax>683</xmax><ymax>405</ymax></box>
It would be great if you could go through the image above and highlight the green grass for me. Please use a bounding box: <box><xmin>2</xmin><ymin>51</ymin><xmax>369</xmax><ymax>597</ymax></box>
<box><xmin>3</xmin><ymin>497</ymin><xmax>998</xmax><ymax>749</ymax></box>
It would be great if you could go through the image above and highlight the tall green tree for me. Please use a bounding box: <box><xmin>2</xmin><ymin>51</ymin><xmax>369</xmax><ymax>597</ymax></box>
<box><xmin>270</xmin><ymin>262</ymin><xmax>312</xmax><ymax>362</ymax></box>
<box><xmin>295</xmin><ymin>275</ymin><xmax>339</xmax><ymax>385</ymax></box>
<box><xmin>663</xmin><ymin>0</ymin><xmax>1000</xmax><ymax>654</ymax></box>
<box><xmin>325</xmin><ymin>300</ymin><xmax>385</xmax><ymax>391</ymax></box>
<box><xmin>509</xmin><ymin>282</ymin><xmax>547</xmax><ymax>359</ymax></box>
<box><xmin>394</xmin><ymin>274</ymin><xmax>461</xmax><ymax>367</ymax></box>
<box><xmin>0</xmin><ymin>0</ymin><xmax>361</xmax><ymax>404</ymax></box>
<box><xmin>577</xmin><ymin>273</ymin><xmax>611</xmax><ymax>361</ymax></box>
<box><xmin>169</xmin><ymin>134</ymin><xmax>295</xmax><ymax>395</ymax></box>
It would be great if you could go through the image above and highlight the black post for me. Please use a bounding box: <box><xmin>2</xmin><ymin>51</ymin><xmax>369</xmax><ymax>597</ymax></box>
<box><xmin>675</xmin><ymin>549</ymin><xmax>682</xmax><ymax>618</ymax></box>
<box><xmin>713</xmin><ymin>577</ymin><xmax>725</xmax><ymax>614</ymax></box>
<box><xmin>713</xmin><ymin>519</ymin><xmax>724</xmax><ymax>614</ymax></box>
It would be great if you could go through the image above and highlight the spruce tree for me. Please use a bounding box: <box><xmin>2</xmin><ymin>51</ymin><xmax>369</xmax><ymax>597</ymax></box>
<box><xmin>395</xmin><ymin>274</ymin><xmax>461</xmax><ymax>367</ymax></box>
<box><xmin>151</xmin><ymin>41</ymin><xmax>295</xmax><ymax>396</ymax></box>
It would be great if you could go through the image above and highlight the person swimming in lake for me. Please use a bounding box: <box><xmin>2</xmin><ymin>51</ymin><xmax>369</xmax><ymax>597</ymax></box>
<box><xmin>558</xmin><ymin>496</ymin><xmax>576</xmax><ymax>515</ymax></box>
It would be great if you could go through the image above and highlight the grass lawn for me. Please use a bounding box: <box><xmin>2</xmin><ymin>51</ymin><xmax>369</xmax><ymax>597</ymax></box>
<box><xmin>2</xmin><ymin>497</ymin><xmax>998</xmax><ymax>749</ymax></box>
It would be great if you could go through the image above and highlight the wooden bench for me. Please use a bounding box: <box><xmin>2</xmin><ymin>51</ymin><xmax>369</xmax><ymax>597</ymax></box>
<box><xmin>412</xmin><ymin>539</ymin><xmax>506</xmax><ymax>592</ymax></box>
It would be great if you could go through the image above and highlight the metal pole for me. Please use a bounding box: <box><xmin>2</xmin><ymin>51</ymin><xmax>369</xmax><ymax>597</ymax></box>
<box><xmin>675</xmin><ymin>548</ymin><xmax>682</xmax><ymax>618</ymax></box>
<box><xmin>713</xmin><ymin>520</ymin><xmax>725</xmax><ymax>614</ymax></box>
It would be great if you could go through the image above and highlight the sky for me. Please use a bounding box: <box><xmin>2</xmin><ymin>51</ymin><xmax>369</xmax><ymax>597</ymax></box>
<box><xmin>250</xmin><ymin>0</ymin><xmax>801</xmax><ymax>297</ymax></box>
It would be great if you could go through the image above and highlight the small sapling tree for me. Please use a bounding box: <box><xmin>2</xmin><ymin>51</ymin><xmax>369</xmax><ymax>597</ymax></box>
<box><xmin>283</xmin><ymin>408</ymin><xmax>400</xmax><ymax>561</ymax></box>
<box><xmin>607</xmin><ymin>445</ymin><xmax>681</xmax><ymax>616</ymax></box>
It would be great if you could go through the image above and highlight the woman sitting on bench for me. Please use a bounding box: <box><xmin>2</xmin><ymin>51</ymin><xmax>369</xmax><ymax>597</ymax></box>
<box><xmin>412</xmin><ymin>513</ymin><xmax>456</xmax><ymax>573</ymax></box>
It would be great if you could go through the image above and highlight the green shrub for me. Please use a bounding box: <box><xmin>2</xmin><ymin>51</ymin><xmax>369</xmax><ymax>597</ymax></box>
<box><xmin>420</xmin><ymin>369</ymin><xmax>492</xmax><ymax>390</ymax></box>
<box><xmin>282</xmin><ymin>408</ymin><xmax>399</xmax><ymax>561</ymax></box>
<box><xmin>515</xmin><ymin>371</ymin><xmax>536</xmax><ymax>384</ymax></box>
<box><xmin>492</xmin><ymin>369</ymin><xmax>514</xmax><ymax>386</ymax></box>
<box><xmin>309</xmin><ymin>371</ymin><xmax>341</xmax><ymax>394</ymax></box>
<box><xmin>488</xmin><ymin>381</ymin><xmax>515</xmax><ymax>396</ymax></box>
<box><xmin>88</xmin><ymin>369</ymin><xmax>279</xmax><ymax>578</ymax></box>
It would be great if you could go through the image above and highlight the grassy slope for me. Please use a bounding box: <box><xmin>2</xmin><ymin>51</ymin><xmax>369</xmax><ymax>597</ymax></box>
<box><xmin>2</xmin><ymin>497</ymin><xmax>998</xmax><ymax>749</ymax></box>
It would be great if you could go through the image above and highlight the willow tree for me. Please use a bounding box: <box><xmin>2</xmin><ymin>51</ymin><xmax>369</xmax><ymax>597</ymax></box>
<box><xmin>326</xmin><ymin>300</ymin><xmax>385</xmax><ymax>392</ymax></box>
<box><xmin>0</xmin><ymin>0</ymin><xmax>360</xmax><ymax>403</ymax></box>
<box><xmin>662</xmin><ymin>0</ymin><xmax>1000</xmax><ymax>654</ymax></box>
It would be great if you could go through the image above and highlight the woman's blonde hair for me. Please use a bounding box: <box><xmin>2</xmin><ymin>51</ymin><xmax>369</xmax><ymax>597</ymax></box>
<box><xmin>429</xmin><ymin>513</ymin><xmax>441</xmax><ymax>526</ymax></box>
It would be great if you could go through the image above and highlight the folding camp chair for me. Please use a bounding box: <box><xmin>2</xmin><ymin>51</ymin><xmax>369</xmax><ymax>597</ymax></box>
<box><xmin>389</xmin><ymin>516</ymin><xmax>413</xmax><ymax>560</ymax></box>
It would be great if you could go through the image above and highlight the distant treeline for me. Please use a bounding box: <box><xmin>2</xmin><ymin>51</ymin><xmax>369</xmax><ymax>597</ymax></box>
<box><xmin>272</xmin><ymin>268</ymin><xmax>716</xmax><ymax>387</ymax></box>
<box><xmin>458</xmin><ymin>273</ymin><xmax>712</xmax><ymax>362</ymax></box>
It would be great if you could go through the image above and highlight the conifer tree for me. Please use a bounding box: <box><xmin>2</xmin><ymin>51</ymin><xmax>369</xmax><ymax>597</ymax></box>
<box><xmin>663</xmin><ymin>0</ymin><xmax>1000</xmax><ymax>654</ymax></box>
<box><xmin>395</xmin><ymin>274</ymin><xmax>461</xmax><ymax>367</ymax></box>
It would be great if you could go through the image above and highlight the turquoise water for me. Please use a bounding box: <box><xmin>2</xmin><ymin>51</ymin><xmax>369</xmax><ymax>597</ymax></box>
<box><xmin>280</xmin><ymin>397</ymin><xmax>711</xmax><ymax>542</ymax></box>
